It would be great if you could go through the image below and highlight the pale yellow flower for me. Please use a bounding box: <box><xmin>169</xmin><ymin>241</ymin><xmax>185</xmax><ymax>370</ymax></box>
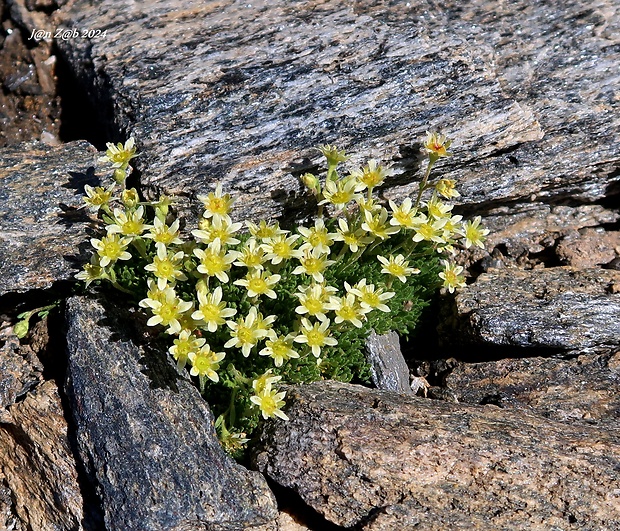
<box><xmin>292</xmin><ymin>247</ymin><xmax>335</xmax><ymax>283</ymax></box>
<box><xmin>259</xmin><ymin>331</ymin><xmax>300</xmax><ymax>367</ymax></box>
<box><xmin>233</xmin><ymin>270</ymin><xmax>281</xmax><ymax>299</ymax></box>
<box><xmin>458</xmin><ymin>216</ymin><xmax>489</xmax><ymax>249</ymax></box>
<box><xmin>389</xmin><ymin>198</ymin><xmax>417</xmax><ymax>229</ymax></box>
<box><xmin>192</xmin><ymin>286</ymin><xmax>237</xmax><ymax>332</ymax></box>
<box><xmin>351</xmin><ymin>159</ymin><xmax>393</xmax><ymax>191</ymax></box>
<box><xmin>145</xmin><ymin>245</ymin><xmax>187</xmax><ymax>289</ymax></box>
<box><xmin>106</xmin><ymin>206</ymin><xmax>151</xmax><ymax>238</ymax></box>
<box><xmin>435</xmin><ymin>178</ymin><xmax>460</xmax><ymax>199</ymax></box>
<box><xmin>377</xmin><ymin>254</ymin><xmax>420</xmax><ymax>283</ymax></box>
<box><xmin>83</xmin><ymin>184</ymin><xmax>115</xmax><ymax>212</ymax></box>
<box><xmin>198</xmin><ymin>183</ymin><xmax>234</xmax><ymax>221</ymax></box>
<box><xmin>225</xmin><ymin>307</ymin><xmax>270</xmax><ymax>357</ymax></box>
<box><xmin>319</xmin><ymin>177</ymin><xmax>361</xmax><ymax>209</ymax></box>
<box><xmin>192</xmin><ymin>216</ymin><xmax>242</xmax><ymax>246</ymax></box>
<box><xmin>325</xmin><ymin>292</ymin><xmax>370</xmax><ymax>328</ymax></box>
<box><xmin>144</xmin><ymin>217</ymin><xmax>183</xmax><ymax>249</ymax></box>
<box><xmin>234</xmin><ymin>237</ymin><xmax>267</xmax><ymax>269</ymax></box>
<box><xmin>188</xmin><ymin>344</ymin><xmax>226</xmax><ymax>390</ymax></box>
<box><xmin>423</xmin><ymin>131</ymin><xmax>452</xmax><ymax>160</ymax></box>
<box><xmin>439</xmin><ymin>260</ymin><xmax>466</xmax><ymax>293</ymax></box>
<box><xmin>169</xmin><ymin>329</ymin><xmax>205</xmax><ymax>370</ymax></box>
<box><xmin>294</xmin><ymin>283</ymin><xmax>337</xmax><ymax>322</ymax></box>
<box><xmin>332</xmin><ymin>218</ymin><xmax>373</xmax><ymax>253</ymax></box>
<box><xmin>193</xmin><ymin>240</ymin><xmax>236</xmax><ymax>282</ymax></box>
<box><xmin>262</xmin><ymin>234</ymin><xmax>301</xmax><ymax>264</ymax></box>
<box><xmin>246</xmin><ymin>220</ymin><xmax>286</xmax><ymax>241</ymax></box>
<box><xmin>298</xmin><ymin>218</ymin><xmax>335</xmax><ymax>255</ymax></box>
<box><xmin>294</xmin><ymin>318</ymin><xmax>338</xmax><ymax>357</ymax></box>
<box><xmin>362</xmin><ymin>208</ymin><xmax>400</xmax><ymax>240</ymax></box>
<box><xmin>91</xmin><ymin>234</ymin><xmax>132</xmax><ymax>267</ymax></box>
<box><xmin>250</xmin><ymin>386</ymin><xmax>289</xmax><ymax>421</ymax></box>
<box><xmin>348</xmin><ymin>279</ymin><xmax>395</xmax><ymax>313</ymax></box>
<box><xmin>141</xmin><ymin>286</ymin><xmax>193</xmax><ymax>335</ymax></box>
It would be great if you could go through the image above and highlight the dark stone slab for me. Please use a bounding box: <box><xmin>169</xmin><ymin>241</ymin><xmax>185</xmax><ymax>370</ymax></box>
<box><xmin>50</xmin><ymin>0</ymin><xmax>620</xmax><ymax>227</ymax></box>
<box><xmin>254</xmin><ymin>380</ymin><xmax>620</xmax><ymax>530</ymax></box>
<box><xmin>64</xmin><ymin>296</ymin><xmax>277</xmax><ymax>531</ymax></box>
<box><xmin>440</xmin><ymin>267</ymin><xmax>620</xmax><ymax>352</ymax></box>
<box><xmin>445</xmin><ymin>351</ymin><xmax>620</xmax><ymax>426</ymax></box>
<box><xmin>0</xmin><ymin>140</ymin><xmax>97</xmax><ymax>296</ymax></box>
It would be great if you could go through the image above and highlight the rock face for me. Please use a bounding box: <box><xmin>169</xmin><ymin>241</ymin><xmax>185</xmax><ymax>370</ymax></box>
<box><xmin>440</xmin><ymin>267</ymin><xmax>620</xmax><ymax>353</ymax></box>
<box><xmin>445</xmin><ymin>351</ymin><xmax>620</xmax><ymax>425</ymax></box>
<box><xmin>365</xmin><ymin>330</ymin><xmax>413</xmax><ymax>394</ymax></box>
<box><xmin>64</xmin><ymin>296</ymin><xmax>278</xmax><ymax>531</ymax></box>
<box><xmin>0</xmin><ymin>379</ymin><xmax>84</xmax><ymax>531</ymax></box>
<box><xmin>0</xmin><ymin>140</ymin><xmax>98</xmax><ymax>296</ymax></box>
<box><xmin>52</xmin><ymin>0</ymin><xmax>620</xmax><ymax>228</ymax></box>
<box><xmin>254</xmin><ymin>380</ymin><xmax>620</xmax><ymax>530</ymax></box>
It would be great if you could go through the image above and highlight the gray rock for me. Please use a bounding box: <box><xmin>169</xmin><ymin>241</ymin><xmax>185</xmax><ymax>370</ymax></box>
<box><xmin>51</xmin><ymin>0</ymin><xmax>619</xmax><ymax>227</ymax></box>
<box><xmin>64</xmin><ymin>296</ymin><xmax>277</xmax><ymax>531</ymax></box>
<box><xmin>440</xmin><ymin>267</ymin><xmax>620</xmax><ymax>352</ymax></box>
<box><xmin>254</xmin><ymin>380</ymin><xmax>620</xmax><ymax>530</ymax></box>
<box><xmin>445</xmin><ymin>351</ymin><xmax>620</xmax><ymax>426</ymax></box>
<box><xmin>0</xmin><ymin>141</ymin><xmax>97</xmax><ymax>296</ymax></box>
<box><xmin>365</xmin><ymin>330</ymin><xmax>412</xmax><ymax>395</ymax></box>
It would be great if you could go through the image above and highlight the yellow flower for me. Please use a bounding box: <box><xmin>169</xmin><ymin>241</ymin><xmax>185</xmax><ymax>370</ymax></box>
<box><xmin>83</xmin><ymin>184</ymin><xmax>115</xmax><ymax>212</ymax></box>
<box><xmin>75</xmin><ymin>255</ymin><xmax>107</xmax><ymax>286</ymax></box>
<box><xmin>169</xmin><ymin>329</ymin><xmax>205</xmax><ymax>370</ymax></box>
<box><xmin>106</xmin><ymin>206</ymin><xmax>151</xmax><ymax>238</ymax></box>
<box><xmin>439</xmin><ymin>260</ymin><xmax>466</xmax><ymax>293</ymax></box>
<box><xmin>91</xmin><ymin>234</ymin><xmax>132</xmax><ymax>267</ymax></box>
<box><xmin>192</xmin><ymin>216</ymin><xmax>242</xmax><ymax>246</ymax></box>
<box><xmin>361</xmin><ymin>208</ymin><xmax>400</xmax><ymax>240</ymax></box>
<box><xmin>250</xmin><ymin>386</ymin><xmax>289</xmax><ymax>421</ymax></box>
<box><xmin>458</xmin><ymin>216</ymin><xmax>489</xmax><ymax>249</ymax></box>
<box><xmin>188</xmin><ymin>343</ymin><xmax>226</xmax><ymax>390</ymax></box>
<box><xmin>141</xmin><ymin>286</ymin><xmax>193</xmax><ymax>335</ymax></box>
<box><xmin>233</xmin><ymin>270</ymin><xmax>281</xmax><ymax>299</ymax></box>
<box><xmin>225</xmin><ymin>307</ymin><xmax>270</xmax><ymax>357</ymax></box>
<box><xmin>436</xmin><ymin>178</ymin><xmax>460</xmax><ymax>199</ymax></box>
<box><xmin>348</xmin><ymin>279</ymin><xmax>395</xmax><ymax>313</ymax></box>
<box><xmin>298</xmin><ymin>218</ymin><xmax>335</xmax><ymax>255</ymax></box>
<box><xmin>325</xmin><ymin>292</ymin><xmax>370</xmax><ymax>328</ymax></box>
<box><xmin>121</xmin><ymin>188</ymin><xmax>140</xmax><ymax>209</ymax></box>
<box><xmin>193</xmin><ymin>240</ymin><xmax>236</xmax><ymax>282</ymax></box>
<box><xmin>197</xmin><ymin>183</ymin><xmax>234</xmax><ymax>221</ymax></box>
<box><xmin>144</xmin><ymin>217</ymin><xmax>183</xmax><ymax>249</ymax></box>
<box><xmin>377</xmin><ymin>254</ymin><xmax>420</xmax><ymax>283</ymax></box>
<box><xmin>423</xmin><ymin>131</ymin><xmax>452</xmax><ymax>160</ymax></box>
<box><xmin>332</xmin><ymin>218</ymin><xmax>373</xmax><ymax>253</ymax></box>
<box><xmin>317</xmin><ymin>144</ymin><xmax>348</xmax><ymax>167</ymax></box>
<box><xmin>99</xmin><ymin>137</ymin><xmax>137</xmax><ymax>168</ymax></box>
<box><xmin>351</xmin><ymin>159</ymin><xmax>393</xmax><ymax>191</ymax></box>
<box><xmin>294</xmin><ymin>283</ymin><xmax>337</xmax><ymax>322</ymax></box>
<box><xmin>411</xmin><ymin>214</ymin><xmax>447</xmax><ymax>244</ymax></box>
<box><xmin>262</xmin><ymin>234</ymin><xmax>301</xmax><ymax>265</ymax></box>
<box><xmin>192</xmin><ymin>286</ymin><xmax>237</xmax><ymax>332</ymax></box>
<box><xmin>292</xmin><ymin>247</ymin><xmax>335</xmax><ymax>283</ymax></box>
<box><xmin>234</xmin><ymin>238</ymin><xmax>267</xmax><ymax>269</ymax></box>
<box><xmin>294</xmin><ymin>318</ymin><xmax>338</xmax><ymax>357</ymax></box>
<box><xmin>259</xmin><ymin>331</ymin><xmax>300</xmax><ymax>367</ymax></box>
<box><xmin>319</xmin><ymin>177</ymin><xmax>361</xmax><ymax>209</ymax></box>
<box><xmin>246</xmin><ymin>220</ymin><xmax>286</xmax><ymax>241</ymax></box>
<box><xmin>144</xmin><ymin>245</ymin><xmax>187</xmax><ymax>289</ymax></box>
<box><xmin>252</xmin><ymin>370</ymin><xmax>282</xmax><ymax>394</ymax></box>
<box><xmin>389</xmin><ymin>198</ymin><xmax>417</xmax><ymax>229</ymax></box>
<box><xmin>424</xmin><ymin>195</ymin><xmax>453</xmax><ymax>221</ymax></box>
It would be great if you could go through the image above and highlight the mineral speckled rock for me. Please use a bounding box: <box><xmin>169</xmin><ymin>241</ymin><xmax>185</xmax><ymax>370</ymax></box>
<box><xmin>0</xmin><ymin>380</ymin><xmax>84</xmax><ymax>531</ymax></box>
<box><xmin>440</xmin><ymin>267</ymin><xmax>620</xmax><ymax>352</ymax></box>
<box><xmin>64</xmin><ymin>296</ymin><xmax>277</xmax><ymax>531</ymax></box>
<box><xmin>0</xmin><ymin>140</ymin><xmax>98</xmax><ymax>296</ymax></box>
<box><xmin>51</xmin><ymin>0</ymin><xmax>620</xmax><ymax>226</ymax></box>
<box><xmin>253</xmin><ymin>380</ymin><xmax>620</xmax><ymax>530</ymax></box>
<box><xmin>445</xmin><ymin>351</ymin><xmax>620</xmax><ymax>426</ymax></box>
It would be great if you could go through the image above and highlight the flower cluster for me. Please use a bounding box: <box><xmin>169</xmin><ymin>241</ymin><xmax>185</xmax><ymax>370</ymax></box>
<box><xmin>78</xmin><ymin>132</ymin><xmax>488</xmax><ymax>455</ymax></box>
